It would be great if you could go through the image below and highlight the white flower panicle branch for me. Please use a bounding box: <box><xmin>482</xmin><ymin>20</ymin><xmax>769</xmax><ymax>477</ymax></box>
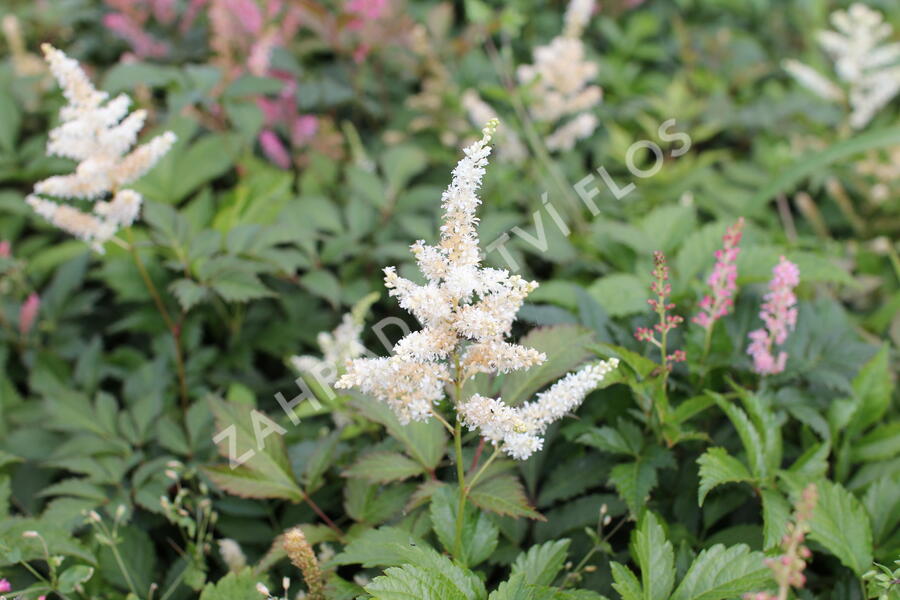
<box><xmin>26</xmin><ymin>44</ymin><xmax>176</xmax><ymax>252</ymax></box>
<box><xmin>517</xmin><ymin>0</ymin><xmax>601</xmax><ymax>151</ymax></box>
<box><xmin>335</xmin><ymin>119</ymin><xmax>618</xmax><ymax>459</ymax></box>
<box><xmin>290</xmin><ymin>313</ymin><xmax>367</xmax><ymax>384</ymax></box>
<box><xmin>783</xmin><ymin>3</ymin><xmax>900</xmax><ymax>129</ymax></box>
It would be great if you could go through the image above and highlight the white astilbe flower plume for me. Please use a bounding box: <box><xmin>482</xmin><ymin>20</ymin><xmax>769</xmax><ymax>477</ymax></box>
<box><xmin>336</xmin><ymin>120</ymin><xmax>618</xmax><ymax>459</ymax></box>
<box><xmin>26</xmin><ymin>44</ymin><xmax>176</xmax><ymax>252</ymax></box>
<box><xmin>783</xmin><ymin>3</ymin><xmax>900</xmax><ymax>129</ymax></box>
<box><xmin>290</xmin><ymin>313</ymin><xmax>367</xmax><ymax>384</ymax></box>
<box><xmin>517</xmin><ymin>0</ymin><xmax>601</xmax><ymax>151</ymax></box>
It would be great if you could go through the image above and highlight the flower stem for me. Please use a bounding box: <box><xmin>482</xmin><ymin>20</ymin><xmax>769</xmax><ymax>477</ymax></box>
<box><xmin>126</xmin><ymin>227</ymin><xmax>189</xmax><ymax>408</ymax></box>
<box><xmin>453</xmin><ymin>415</ymin><xmax>466</xmax><ymax>559</ymax></box>
<box><xmin>465</xmin><ymin>445</ymin><xmax>500</xmax><ymax>493</ymax></box>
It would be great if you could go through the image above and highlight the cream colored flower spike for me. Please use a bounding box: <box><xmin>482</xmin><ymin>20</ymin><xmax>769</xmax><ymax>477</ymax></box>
<box><xmin>26</xmin><ymin>44</ymin><xmax>176</xmax><ymax>252</ymax></box>
<box><xmin>335</xmin><ymin>120</ymin><xmax>618</xmax><ymax>460</ymax></box>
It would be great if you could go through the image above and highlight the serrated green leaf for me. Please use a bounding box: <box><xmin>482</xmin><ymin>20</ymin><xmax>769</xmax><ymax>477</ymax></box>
<box><xmin>169</xmin><ymin>278</ymin><xmax>208</xmax><ymax>311</ymax></box>
<box><xmin>610</xmin><ymin>562</ymin><xmax>643</xmax><ymax>600</ymax></box>
<box><xmin>350</xmin><ymin>396</ymin><xmax>446</xmax><ymax>470</ymax></box>
<box><xmin>760</xmin><ymin>489</ymin><xmax>791</xmax><ymax>551</ymax></box>
<box><xmin>469</xmin><ymin>474</ymin><xmax>544</xmax><ymax>520</ymax></box>
<box><xmin>697</xmin><ymin>447</ymin><xmax>754</xmax><ymax>506</ymax></box>
<box><xmin>332</xmin><ymin>526</ymin><xmax>424</xmax><ymax>568</ymax></box>
<box><xmin>211</xmin><ymin>270</ymin><xmax>274</xmax><ymax>303</ymax></box>
<box><xmin>364</xmin><ymin>544</ymin><xmax>487</xmax><ymax>600</ymax></box>
<box><xmin>344</xmin><ymin>451</ymin><xmax>426</xmax><ymax>483</ymax></box>
<box><xmin>808</xmin><ymin>479</ymin><xmax>873</xmax><ymax>575</ymax></box>
<box><xmin>510</xmin><ymin>539</ymin><xmax>570</xmax><ymax>586</ymax></box>
<box><xmin>632</xmin><ymin>512</ymin><xmax>674</xmax><ymax>600</ymax></box>
<box><xmin>199</xmin><ymin>568</ymin><xmax>264</xmax><ymax>600</ymax></box>
<box><xmin>847</xmin><ymin>344</ymin><xmax>893</xmax><ymax>436</ymax></box>
<box><xmin>430</xmin><ymin>485</ymin><xmax>498</xmax><ymax>567</ymax></box>
<box><xmin>669</xmin><ymin>543</ymin><xmax>772</xmax><ymax>600</ymax></box>
<box><xmin>714</xmin><ymin>396</ymin><xmax>766</xmax><ymax>480</ymax></box>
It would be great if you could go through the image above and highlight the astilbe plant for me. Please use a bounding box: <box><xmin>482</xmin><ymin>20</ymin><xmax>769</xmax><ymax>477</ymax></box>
<box><xmin>26</xmin><ymin>45</ymin><xmax>176</xmax><ymax>253</ymax></box>
<box><xmin>516</xmin><ymin>0</ymin><xmax>602</xmax><ymax>151</ymax></box>
<box><xmin>783</xmin><ymin>2</ymin><xmax>900</xmax><ymax>129</ymax></box>
<box><xmin>746</xmin><ymin>256</ymin><xmax>800</xmax><ymax>376</ymax></box>
<box><xmin>745</xmin><ymin>484</ymin><xmax>818</xmax><ymax>600</ymax></box>
<box><xmin>693</xmin><ymin>217</ymin><xmax>744</xmax><ymax>358</ymax></box>
<box><xmin>335</xmin><ymin>119</ymin><xmax>617</xmax><ymax>551</ymax></box>
<box><xmin>635</xmin><ymin>251</ymin><xmax>686</xmax><ymax>373</ymax></box>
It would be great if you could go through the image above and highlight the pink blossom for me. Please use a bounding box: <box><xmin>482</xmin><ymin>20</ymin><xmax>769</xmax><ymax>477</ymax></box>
<box><xmin>292</xmin><ymin>115</ymin><xmax>319</xmax><ymax>146</ymax></box>
<box><xmin>352</xmin><ymin>42</ymin><xmax>372</xmax><ymax>63</ymax></box>
<box><xmin>0</xmin><ymin>579</ymin><xmax>11</xmax><ymax>592</ymax></box>
<box><xmin>693</xmin><ymin>217</ymin><xmax>744</xmax><ymax>329</ymax></box>
<box><xmin>232</xmin><ymin>0</ymin><xmax>264</xmax><ymax>34</ymax></box>
<box><xmin>104</xmin><ymin>13</ymin><xmax>169</xmax><ymax>57</ymax></box>
<box><xmin>259</xmin><ymin>130</ymin><xmax>291</xmax><ymax>169</ymax></box>
<box><xmin>19</xmin><ymin>293</ymin><xmax>40</xmax><ymax>336</ymax></box>
<box><xmin>0</xmin><ymin>240</ymin><xmax>10</xmax><ymax>257</ymax></box>
<box><xmin>151</xmin><ymin>0</ymin><xmax>177</xmax><ymax>23</ymax></box>
<box><xmin>747</xmin><ymin>256</ymin><xmax>800</xmax><ymax>375</ymax></box>
<box><xmin>634</xmin><ymin>251</ymin><xmax>686</xmax><ymax>369</ymax></box>
<box><xmin>346</xmin><ymin>0</ymin><xmax>387</xmax><ymax>21</ymax></box>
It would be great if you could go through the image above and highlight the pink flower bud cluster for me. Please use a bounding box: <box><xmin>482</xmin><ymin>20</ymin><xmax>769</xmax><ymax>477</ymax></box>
<box><xmin>104</xmin><ymin>0</ymin><xmax>184</xmax><ymax>59</ymax></box>
<box><xmin>693</xmin><ymin>217</ymin><xmax>744</xmax><ymax>330</ymax></box>
<box><xmin>635</xmin><ymin>251</ymin><xmax>686</xmax><ymax>367</ymax></box>
<box><xmin>744</xmin><ymin>484</ymin><xmax>818</xmax><ymax>600</ymax></box>
<box><xmin>746</xmin><ymin>256</ymin><xmax>800</xmax><ymax>375</ymax></box>
<box><xmin>19</xmin><ymin>293</ymin><xmax>40</xmax><ymax>335</ymax></box>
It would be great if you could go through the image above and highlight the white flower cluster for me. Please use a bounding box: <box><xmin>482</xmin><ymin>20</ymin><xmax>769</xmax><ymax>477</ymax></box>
<box><xmin>290</xmin><ymin>313</ymin><xmax>367</xmax><ymax>384</ymax></box>
<box><xmin>517</xmin><ymin>0</ymin><xmax>601</xmax><ymax>151</ymax></box>
<box><xmin>459</xmin><ymin>360</ymin><xmax>618</xmax><ymax>459</ymax></box>
<box><xmin>783</xmin><ymin>3</ymin><xmax>900</xmax><ymax>129</ymax></box>
<box><xmin>26</xmin><ymin>45</ymin><xmax>176</xmax><ymax>252</ymax></box>
<box><xmin>336</xmin><ymin>120</ymin><xmax>618</xmax><ymax>459</ymax></box>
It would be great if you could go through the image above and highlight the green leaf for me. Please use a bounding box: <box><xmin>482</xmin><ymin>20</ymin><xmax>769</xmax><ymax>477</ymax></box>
<box><xmin>57</xmin><ymin>565</ymin><xmax>95</xmax><ymax>594</ymax></box>
<box><xmin>862</xmin><ymin>476</ymin><xmax>900</xmax><ymax>548</ymax></box>
<box><xmin>332</xmin><ymin>527</ymin><xmax>424</xmax><ymax>568</ymax></box>
<box><xmin>487</xmin><ymin>574</ymin><xmax>558</xmax><ymax>600</ymax></box>
<box><xmin>199</xmin><ymin>568</ymin><xmax>264</xmax><ymax>600</ymax></box>
<box><xmin>206</xmin><ymin>397</ymin><xmax>302</xmax><ymax>501</ymax></box>
<box><xmin>169</xmin><ymin>278</ymin><xmax>208</xmax><ymax>311</ymax></box>
<box><xmin>344</xmin><ymin>451</ymin><xmax>426</xmax><ymax>484</ymax></box>
<box><xmin>669</xmin><ymin>544</ymin><xmax>772</xmax><ymax>600</ymax></box>
<box><xmin>204</xmin><ymin>465</ymin><xmax>302</xmax><ymax>501</ymax></box>
<box><xmin>350</xmin><ymin>397</ymin><xmax>446</xmax><ymax>470</ymax></box>
<box><xmin>430</xmin><ymin>485</ymin><xmax>499</xmax><ymax>567</ymax></box>
<box><xmin>609</xmin><ymin>446</ymin><xmax>673</xmax><ymax>517</ymax></box>
<box><xmin>808</xmin><ymin>479</ymin><xmax>873</xmax><ymax>575</ymax></box>
<box><xmin>510</xmin><ymin>539</ymin><xmax>570</xmax><ymax>586</ymax></box>
<box><xmin>587</xmin><ymin>274</ymin><xmax>648</xmax><ymax>317</ymax></box>
<box><xmin>847</xmin><ymin>344</ymin><xmax>893</xmax><ymax>436</ymax></box>
<box><xmin>500</xmin><ymin>325</ymin><xmax>595</xmax><ymax>405</ymax></box>
<box><xmin>0</xmin><ymin>91</ymin><xmax>21</xmax><ymax>152</ymax></box>
<box><xmin>631</xmin><ymin>512</ymin><xmax>674</xmax><ymax>600</ymax></box>
<box><xmin>211</xmin><ymin>270</ymin><xmax>274</xmax><ymax>303</ymax></box>
<box><xmin>469</xmin><ymin>474</ymin><xmax>544</xmax><ymax>520</ymax></box>
<box><xmin>746</xmin><ymin>125</ymin><xmax>900</xmax><ymax>209</ymax></box>
<box><xmin>697</xmin><ymin>447</ymin><xmax>754</xmax><ymax>506</ymax></box>
<box><xmin>364</xmin><ymin>544</ymin><xmax>487</xmax><ymax>600</ymax></box>
<box><xmin>610</xmin><ymin>562</ymin><xmax>643</xmax><ymax>600</ymax></box>
<box><xmin>714</xmin><ymin>396</ymin><xmax>766</xmax><ymax>480</ymax></box>
<box><xmin>760</xmin><ymin>489</ymin><xmax>791</xmax><ymax>551</ymax></box>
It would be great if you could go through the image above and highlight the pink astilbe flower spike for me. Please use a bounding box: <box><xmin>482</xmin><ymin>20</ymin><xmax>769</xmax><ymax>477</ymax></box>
<box><xmin>19</xmin><ymin>293</ymin><xmax>39</xmax><ymax>335</ymax></box>
<box><xmin>635</xmin><ymin>251</ymin><xmax>686</xmax><ymax>370</ymax></box>
<box><xmin>0</xmin><ymin>240</ymin><xmax>10</xmax><ymax>257</ymax></box>
<box><xmin>259</xmin><ymin>130</ymin><xmax>291</xmax><ymax>169</ymax></box>
<box><xmin>746</xmin><ymin>256</ymin><xmax>800</xmax><ymax>376</ymax></box>
<box><xmin>0</xmin><ymin>578</ymin><xmax>11</xmax><ymax>593</ymax></box>
<box><xmin>743</xmin><ymin>484</ymin><xmax>817</xmax><ymax>600</ymax></box>
<box><xmin>693</xmin><ymin>217</ymin><xmax>744</xmax><ymax>330</ymax></box>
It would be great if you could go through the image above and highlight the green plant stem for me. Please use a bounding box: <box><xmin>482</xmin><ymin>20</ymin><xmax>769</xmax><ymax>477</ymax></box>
<box><xmin>452</xmin><ymin>351</ymin><xmax>467</xmax><ymax>559</ymax></box>
<box><xmin>453</xmin><ymin>415</ymin><xmax>466</xmax><ymax>559</ymax></box>
<box><xmin>465</xmin><ymin>446</ymin><xmax>500</xmax><ymax>493</ymax></box>
<box><xmin>109</xmin><ymin>539</ymin><xmax>140</xmax><ymax>597</ymax></box>
<box><xmin>126</xmin><ymin>228</ymin><xmax>189</xmax><ymax>408</ymax></box>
